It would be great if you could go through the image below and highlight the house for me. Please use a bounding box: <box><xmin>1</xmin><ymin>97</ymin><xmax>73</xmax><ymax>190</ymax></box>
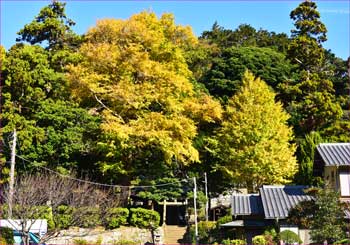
<box><xmin>222</xmin><ymin>185</ymin><xmax>312</xmax><ymax>244</ymax></box>
<box><xmin>313</xmin><ymin>143</ymin><xmax>350</xmax><ymax>199</ymax></box>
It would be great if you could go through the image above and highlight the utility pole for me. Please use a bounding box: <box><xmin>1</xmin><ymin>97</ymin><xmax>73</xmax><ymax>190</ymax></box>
<box><xmin>204</xmin><ymin>172</ymin><xmax>209</xmax><ymax>221</ymax></box>
<box><xmin>193</xmin><ymin>177</ymin><xmax>198</xmax><ymax>245</ymax></box>
<box><xmin>8</xmin><ymin>129</ymin><xmax>17</xmax><ymax>218</ymax></box>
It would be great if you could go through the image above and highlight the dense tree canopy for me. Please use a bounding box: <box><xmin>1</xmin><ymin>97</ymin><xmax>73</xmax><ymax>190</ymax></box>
<box><xmin>210</xmin><ymin>71</ymin><xmax>297</xmax><ymax>191</ymax></box>
<box><xmin>199</xmin><ymin>46</ymin><xmax>293</xmax><ymax>102</ymax></box>
<box><xmin>67</xmin><ymin>12</ymin><xmax>222</xmax><ymax>183</ymax></box>
<box><xmin>1</xmin><ymin>0</ymin><xmax>348</xmax><ymax>201</ymax></box>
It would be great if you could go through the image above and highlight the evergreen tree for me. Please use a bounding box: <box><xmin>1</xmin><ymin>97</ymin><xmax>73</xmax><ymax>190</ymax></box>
<box><xmin>310</xmin><ymin>188</ymin><xmax>347</xmax><ymax>244</ymax></box>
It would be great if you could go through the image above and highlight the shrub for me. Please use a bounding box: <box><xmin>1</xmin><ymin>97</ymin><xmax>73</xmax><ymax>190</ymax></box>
<box><xmin>263</xmin><ymin>227</ymin><xmax>278</xmax><ymax>245</ymax></box>
<box><xmin>114</xmin><ymin>239</ymin><xmax>138</xmax><ymax>245</ymax></box>
<box><xmin>105</xmin><ymin>207</ymin><xmax>129</xmax><ymax>229</ymax></box>
<box><xmin>73</xmin><ymin>238</ymin><xmax>88</xmax><ymax>245</ymax></box>
<box><xmin>190</xmin><ymin>221</ymin><xmax>217</xmax><ymax>244</ymax></box>
<box><xmin>216</xmin><ymin>215</ymin><xmax>232</xmax><ymax>226</ymax></box>
<box><xmin>279</xmin><ymin>230</ymin><xmax>302</xmax><ymax>245</ymax></box>
<box><xmin>76</xmin><ymin>207</ymin><xmax>101</xmax><ymax>228</ymax></box>
<box><xmin>222</xmin><ymin>239</ymin><xmax>246</xmax><ymax>245</ymax></box>
<box><xmin>32</xmin><ymin>206</ymin><xmax>55</xmax><ymax>230</ymax></box>
<box><xmin>253</xmin><ymin>235</ymin><xmax>267</xmax><ymax>245</ymax></box>
<box><xmin>0</xmin><ymin>227</ymin><xmax>15</xmax><ymax>245</ymax></box>
<box><xmin>334</xmin><ymin>239</ymin><xmax>350</xmax><ymax>244</ymax></box>
<box><xmin>54</xmin><ymin>205</ymin><xmax>74</xmax><ymax>229</ymax></box>
<box><xmin>129</xmin><ymin>208</ymin><xmax>160</xmax><ymax>228</ymax></box>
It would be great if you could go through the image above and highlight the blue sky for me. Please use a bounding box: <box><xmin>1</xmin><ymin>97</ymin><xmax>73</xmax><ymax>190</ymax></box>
<box><xmin>1</xmin><ymin>1</ymin><xmax>349</xmax><ymax>59</ymax></box>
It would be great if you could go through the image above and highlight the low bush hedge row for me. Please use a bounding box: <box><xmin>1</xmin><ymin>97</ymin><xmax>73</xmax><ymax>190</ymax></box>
<box><xmin>1</xmin><ymin>205</ymin><xmax>160</xmax><ymax>230</ymax></box>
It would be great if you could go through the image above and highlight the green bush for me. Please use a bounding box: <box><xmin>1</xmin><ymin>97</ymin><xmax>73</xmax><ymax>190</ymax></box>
<box><xmin>253</xmin><ymin>235</ymin><xmax>267</xmax><ymax>245</ymax></box>
<box><xmin>32</xmin><ymin>206</ymin><xmax>55</xmax><ymax>230</ymax></box>
<box><xmin>54</xmin><ymin>205</ymin><xmax>74</xmax><ymax>229</ymax></box>
<box><xmin>0</xmin><ymin>227</ymin><xmax>15</xmax><ymax>245</ymax></box>
<box><xmin>129</xmin><ymin>208</ymin><xmax>160</xmax><ymax>228</ymax></box>
<box><xmin>73</xmin><ymin>238</ymin><xmax>88</xmax><ymax>245</ymax></box>
<box><xmin>263</xmin><ymin>227</ymin><xmax>278</xmax><ymax>245</ymax></box>
<box><xmin>222</xmin><ymin>239</ymin><xmax>246</xmax><ymax>245</ymax></box>
<box><xmin>190</xmin><ymin>221</ymin><xmax>217</xmax><ymax>244</ymax></box>
<box><xmin>279</xmin><ymin>230</ymin><xmax>302</xmax><ymax>245</ymax></box>
<box><xmin>76</xmin><ymin>207</ymin><xmax>101</xmax><ymax>228</ymax></box>
<box><xmin>216</xmin><ymin>215</ymin><xmax>232</xmax><ymax>226</ymax></box>
<box><xmin>334</xmin><ymin>239</ymin><xmax>350</xmax><ymax>244</ymax></box>
<box><xmin>105</xmin><ymin>207</ymin><xmax>129</xmax><ymax>229</ymax></box>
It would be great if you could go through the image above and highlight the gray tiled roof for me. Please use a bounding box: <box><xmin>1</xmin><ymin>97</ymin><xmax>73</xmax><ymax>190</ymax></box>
<box><xmin>260</xmin><ymin>185</ymin><xmax>312</xmax><ymax>219</ymax></box>
<box><xmin>317</xmin><ymin>143</ymin><xmax>350</xmax><ymax>166</ymax></box>
<box><xmin>231</xmin><ymin>194</ymin><xmax>264</xmax><ymax>216</ymax></box>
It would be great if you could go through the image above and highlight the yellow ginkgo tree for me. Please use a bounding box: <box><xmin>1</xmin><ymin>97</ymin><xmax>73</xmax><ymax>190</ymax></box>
<box><xmin>212</xmin><ymin>71</ymin><xmax>297</xmax><ymax>192</ymax></box>
<box><xmin>67</xmin><ymin>12</ymin><xmax>222</xmax><ymax>184</ymax></box>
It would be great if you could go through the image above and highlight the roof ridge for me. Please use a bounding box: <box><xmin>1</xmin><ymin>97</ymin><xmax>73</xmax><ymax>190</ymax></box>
<box><xmin>318</xmin><ymin>143</ymin><xmax>350</xmax><ymax>146</ymax></box>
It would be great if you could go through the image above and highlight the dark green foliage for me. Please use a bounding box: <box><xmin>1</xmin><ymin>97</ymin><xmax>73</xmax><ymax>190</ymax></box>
<box><xmin>129</xmin><ymin>208</ymin><xmax>160</xmax><ymax>229</ymax></box>
<box><xmin>279</xmin><ymin>230</ymin><xmax>302</xmax><ymax>244</ymax></box>
<box><xmin>0</xmin><ymin>227</ymin><xmax>15</xmax><ymax>245</ymax></box>
<box><xmin>216</xmin><ymin>215</ymin><xmax>232</xmax><ymax>226</ymax></box>
<box><xmin>1</xmin><ymin>205</ymin><xmax>55</xmax><ymax>230</ymax></box>
<box><xmin>32</xmin><ymin>206</ymin><xmax>55</xmax><ymax>230</ymax></box>
<box><xmin>334</xmin><ymin>239</ymin><xmax>350</xmax><ymax>245</ymax></box>
<box><xmin>295</xmin><ymin>131</ymin><xmax>324</xmax><ymax>185</ymax></box>
<box><xmin>309</xmin><ymin>188</ymin><xmax>347</xmax><ymax>244</ymax></box>
<box><xmin>200</xmin><ymin>47</ymin><xmax>292</xmax><ymax>102</ymax></box>
<box><xmin>54</xmin><ymin>205</ymin><xmax>74</xmax><ymax>229</ymax></box>
<box><xmin>104</xmin><ymin>208</ymin><xmax>129</xmax><ymax>229</ymax></box>
<box><xmin>280</xmin><ymin>72</ymin><xmax>342</xmax><ymax>135</ymax></box>
<box><xmin>189</xmin><ymin>221</ymin><xmax>217</xmax><ymax>244</ymax></box>
<box><xmin>16</xmin><ymin>2</ymin><xmax>82</xmax><ymax>50</ymax></box>
<box><xmin>77</xmin><ymin>207</ymin><xmax>101</xmax><ymax>228</ymax></box>
<box><xmin>288</xmin><ymin>199</ymin><xmax>316</xmax><ymax>229</ymax></box>
<box><xmin>290</xmin><ymin>1</ymin><xmax>327</xmax><ymax>43</ymax></box>
<box><xmin>200</xmin><ymin>23</ymin><xmax>290</xmax><ymax>53</ymax></box>
<box><xmin>135</xmin><ymin>177</ymin><xmax>185</xmax><ymax>202</ymax></box>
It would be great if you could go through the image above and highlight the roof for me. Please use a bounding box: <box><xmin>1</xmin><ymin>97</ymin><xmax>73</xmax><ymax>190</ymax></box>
<box><xmin>231</xmin><ymin>194</ymin><xmax>264</xmax><ymax>216</ymax></box>
<box><xmin>317</xmin><ymin>143</ymin><xmax>350</xmax><ymax>166</ymax></box>
<box><xmin>259</xmin><ymin>185</ymin><xmax>313</xmax><ymax>219</ymax></box>
<box><xmin>220</xmin><ymin>220</ymin><xmax>271</xmax><ymax>227</ymax></box>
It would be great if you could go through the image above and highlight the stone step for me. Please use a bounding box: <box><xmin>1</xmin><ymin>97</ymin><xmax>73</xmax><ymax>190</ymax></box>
<box><xmin>163</xmin><ymin>225</ymin><xmax>189</xmax><ymax>245</ymax></box>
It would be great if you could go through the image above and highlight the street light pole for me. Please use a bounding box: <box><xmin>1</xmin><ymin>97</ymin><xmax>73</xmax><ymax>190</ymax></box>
<box><xmin>8</xmin><ymin>129</ymin><xmax>17</xmax><ymax>218</ymax></box>
<box><xmin>193</xmin><ymin>177</ymin><xmax>198</xmax><ymax>245</ymax></box>
<box><xmin>204</xmin><ymin>172</ymin><xmax>209</xmax><ymax>221</ymax></box>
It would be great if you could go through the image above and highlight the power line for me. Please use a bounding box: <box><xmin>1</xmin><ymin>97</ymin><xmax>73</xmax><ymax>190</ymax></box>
<box><xmin>14</xmin><ymin>154</ymin><xmax>186</xmax><ymax>189</ymax></box>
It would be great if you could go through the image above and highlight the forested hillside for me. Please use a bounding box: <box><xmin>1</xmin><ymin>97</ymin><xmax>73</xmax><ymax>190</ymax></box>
<box><xmin>1</xmin><ymin>0</ymin><xmax>349</xmax><ymax>199</ymax></box>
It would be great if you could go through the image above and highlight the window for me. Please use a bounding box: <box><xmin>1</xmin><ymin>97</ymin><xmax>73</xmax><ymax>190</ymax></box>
<box><xmin>339</xmin><ymin>172</ymin><xmax>350</xmax><ymax>196</ymax></box>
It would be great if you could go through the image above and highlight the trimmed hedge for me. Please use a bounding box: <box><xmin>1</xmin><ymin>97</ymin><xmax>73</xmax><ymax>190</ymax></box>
<box><xmin>54</xmin><ymin>205</ymin><xmax>74</xmax><ymax>229</ymax></box>
<box><xmin>252</xmin><ymin>235</ymin><xmax>267</xmax><ymax>245</ymax></box>
<box><xmin>222</xmin><ymin>239</ymin><xmax>246</xmax><ymax>245</ymax></box>
<box><xmin>104</xmin><ymin>207</ymin><xmax>129</xmax><ymax>229</ymax></box>
<box><xmin>279</xmin><ymin>230</ymin><xmax>302</xmax><ymax>244</ymax></box>
<box><xmin>129</xmin><ymin>208</ymin><xmax>160</xmax><ymax>228</ymax></box>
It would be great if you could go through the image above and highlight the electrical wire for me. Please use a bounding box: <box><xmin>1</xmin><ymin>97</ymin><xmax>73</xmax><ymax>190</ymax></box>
<box><xmin>15</xmin><ymin>153</ymin><xmax>187</xmax><ymax>189</ymax></box>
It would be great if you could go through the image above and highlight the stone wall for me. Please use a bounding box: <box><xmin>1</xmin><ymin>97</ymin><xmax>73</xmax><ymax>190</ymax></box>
<box><xmin>46</xmin><ymin>226</ymin><xmax>164</xmax><ymax>245</ymax></box>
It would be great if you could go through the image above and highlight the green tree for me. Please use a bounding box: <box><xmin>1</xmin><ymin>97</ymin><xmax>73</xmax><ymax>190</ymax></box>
<box><xmin>200</xmin><ymin>46</ymin><xmax>293</xmax><ymax>103</ymax></box>
<box><xmin>16</xmin><ymin>1</ymin><xmax>81</xmax><ymax>50</ymax></box>
<box><xmin>288</xmin><ymin>0</ymin><xmax>327</xmax><ymax>72</ymax></box>
<box><xmin>295</xmin><ymin>131</ymin><xmax>324</xmax><ymax>185</ymax></box>
<box><xmin>280</xmin><ymin>72</ymin><xmax>342</xmax><ymax>135</ymax></box>
<box><xmin>211</xmin><ymin>71</ymin><xmax>297</xmax><ymax>191</ymax></box>
<box><xmin>310</xmin><ymin>188</ymin><xmax>347</xmax><ymax>244</ymax></box>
